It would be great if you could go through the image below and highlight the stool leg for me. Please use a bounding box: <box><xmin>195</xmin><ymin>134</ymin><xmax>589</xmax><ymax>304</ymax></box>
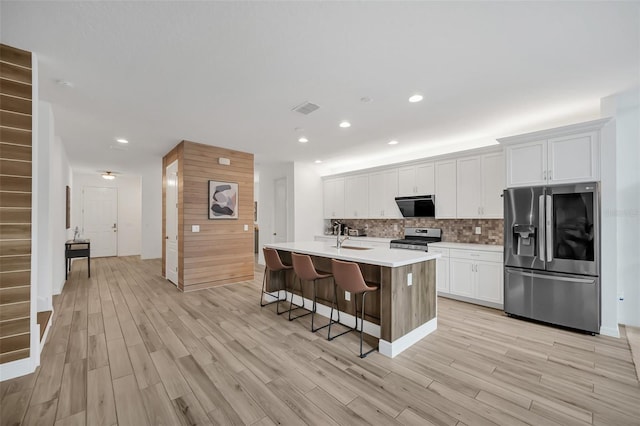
<box><xmin>359</xmin><ymin>291</ymin><xmax>377</xmax><ymax>358</ymax></box>
<box><xmin>311</xmin><ymin>278</ymin><xmax>331</xmax><ymax>333</ymax></box>
<box><xmin>288</xmin><ymin>276</ymin><xmax>312</xmax><ymax>321</ymax></box>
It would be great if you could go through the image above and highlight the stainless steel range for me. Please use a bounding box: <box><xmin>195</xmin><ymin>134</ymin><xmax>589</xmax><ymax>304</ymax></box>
<box><xmin>390</xmin><ymin>227</ymin><xmax>442</xmax><ymax>251</ymax></box>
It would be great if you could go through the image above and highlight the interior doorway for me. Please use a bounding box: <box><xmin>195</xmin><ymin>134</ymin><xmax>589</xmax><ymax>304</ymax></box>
<box><xmin>165</xmin><ymin>160</ymin><xmax>179</xmax><ymax>285</ymax></box>
<box><xmin>82</xmin><ymin>186</ymin><xmax>118</xmax><ymax>257</ymax></box>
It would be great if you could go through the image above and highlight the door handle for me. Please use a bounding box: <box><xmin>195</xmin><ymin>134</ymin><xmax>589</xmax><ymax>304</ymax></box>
<box><xmin>546</xmin><ymin>194</ymin><xmax>553</xmax><ymax>262</ymax></box>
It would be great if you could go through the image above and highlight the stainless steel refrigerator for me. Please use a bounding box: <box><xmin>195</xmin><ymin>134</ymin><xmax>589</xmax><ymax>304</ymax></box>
<box><xmin>503</xmin><ymin>182</ymin><xmax>600</xmax><ymax>334</ymax></box>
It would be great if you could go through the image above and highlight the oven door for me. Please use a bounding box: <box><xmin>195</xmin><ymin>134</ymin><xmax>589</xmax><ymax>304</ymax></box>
<box><xmin>545</xmin><ymin>183</ymin><xmax>599</xmax><ymax>276</ymax></box>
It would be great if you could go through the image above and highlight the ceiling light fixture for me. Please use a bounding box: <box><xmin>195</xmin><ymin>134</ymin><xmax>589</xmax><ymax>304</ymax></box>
<box><xmin>314</xmin><ymin>160</ymin><xmax>322</xmax><ymax>164</ymax></box>
<box><xmin>55</xmin><ymin>79</ymin><xmax>73</xmax><ymax>88</ymax></box>
<box><xmin>116</xmin><ymin>138</ymin><xmax>128</xmax><ymax>144</ymax></box>
<box><xmin>388</xmin><ymin>140</ymin><xmax>399</xmax><ymax>145</ymax></box>
<box><xmin>408</xmin><ymin>94</ymin><xmax>423</xmax><ymax>103</ymax></box>
<box><xmin>102</xmin><ymin>171</ymin><xmax>116</xmax><ymax>180</ymax></box>
<box><xmin>298</xmin><ymin>137</ymin><xmax>308</xmax><ymax>143</ymax></box>
<box><xmin>339</xmin><ymin>121</ymin><xmax>351</xmax><ymax>128</ymax></box>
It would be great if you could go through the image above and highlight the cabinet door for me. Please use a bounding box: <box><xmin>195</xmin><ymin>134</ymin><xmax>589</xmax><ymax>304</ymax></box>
<box><xmin>456</xmin><ymin>156</ymin><xmax>482</xmax><ymax>218</ymax></box>
<box><xmin>397</xmin><ymin>166</ymin><xmax>416</xmax><ymax>196</ymax></box>
<box><xmin>369</xmin><ymin>169</ymin><xmax>400</xmax><ymax>218</ymax></box>
<box><xmin>436</xmin><ymin>257</ymin><xmax>450</xmax><ymax>293</ymax></box>
<box><xmin>344</xmin><ymin>174</ymin><xmax>369</xmax><ymax>218</ymax></box>
<box><xmin>415</xmin><ymin>162</ymin><xmax>435</xmax><ymax>195</ymax></box>
<box><xmin>323</xmin><ymin>178</ymin><xmax>344</xmax><ymax>219</ymax></box>
<box><xmin>481</xmin><ymin>152</ymin><xmax>505</xmax><ymax>218</ymax></box>
<box><xmin>435</xmin><ymin>160</ymin><xmax>457</xmax><ymax>218</ymax></box>
<box><xmin>475</xmin><ymin>260</ymin><xmax>503</xmax><ymax>305</ymax></box>
<box><xmin>449</xmin><ymin>258</ymin><xmax>475</xmax><ymax>298</ymax></box>
<box><xmin>505</xmin><ymin>140</ymin><xmax>546</xmax><ymax>187</ymax></box>
<box><xmin>548</xmin><ymin>131</ymin><xmax>599</xmax><ymax>184</ymax></box>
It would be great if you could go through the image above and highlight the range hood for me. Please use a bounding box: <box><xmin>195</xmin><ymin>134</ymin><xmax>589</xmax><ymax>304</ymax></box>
<box><xmin>395</xmin><ymin>195</ymin><xmax>435</xmax><ymax>218</ymax></box>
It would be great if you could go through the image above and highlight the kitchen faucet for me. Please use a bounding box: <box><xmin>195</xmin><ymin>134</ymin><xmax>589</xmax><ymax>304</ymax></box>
<box><xmin>336</xmin><ymin>233</ymin><xmax>350</xmax><ymax>248</ymax></box>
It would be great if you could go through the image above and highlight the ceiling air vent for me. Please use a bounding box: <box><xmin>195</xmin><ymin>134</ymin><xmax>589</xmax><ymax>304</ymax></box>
<box><xmin>292</xmin><ymin>101</ymin><xmax>320</xmax><ymax>115</ymax></box>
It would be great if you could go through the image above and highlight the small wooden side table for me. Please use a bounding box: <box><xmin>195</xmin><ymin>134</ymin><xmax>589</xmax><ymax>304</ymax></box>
<box><xmin>65</xmin><ymin>239</ymin><xmax>91</xmax><ymax>280</ymax></box>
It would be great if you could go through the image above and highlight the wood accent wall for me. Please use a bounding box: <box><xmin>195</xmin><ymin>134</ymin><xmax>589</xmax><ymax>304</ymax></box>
<box><xmin>0</xmin><ymin>44</ymin><xmax>33</xmax><ymax>364</ymax></box>
<box><xmin>162</xmin><ymin>141</ymin><xmax>254</xmax><ymax>291</ymax></box>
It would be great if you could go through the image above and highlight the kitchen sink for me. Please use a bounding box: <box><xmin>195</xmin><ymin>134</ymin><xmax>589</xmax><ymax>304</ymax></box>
<box><xmin>332</xmin><ymin>245</ymin><xmax>373</xmax><ymax>250</ymax></box>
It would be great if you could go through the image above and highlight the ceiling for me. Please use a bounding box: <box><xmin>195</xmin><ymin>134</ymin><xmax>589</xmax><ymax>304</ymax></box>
<box><xmin>2</xmin><ymin>1</ymin><xmax>638</xmax><ymax>176</ymax></box>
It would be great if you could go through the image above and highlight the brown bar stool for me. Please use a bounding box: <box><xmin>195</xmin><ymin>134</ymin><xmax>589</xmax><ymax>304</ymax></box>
<box><xmin>260</xmin><ymin>248</ymin><xmax>292</xmax><ymax>315</ymax></box>
<box><xmin>328</xmin><ymin>258</ymin><xmax>378</xmax><ymax>358</ymax></box>
<box><xmin>290</xmin><ymin>253</ymin><xmax>333</xmax><ymax>332</ymax></box>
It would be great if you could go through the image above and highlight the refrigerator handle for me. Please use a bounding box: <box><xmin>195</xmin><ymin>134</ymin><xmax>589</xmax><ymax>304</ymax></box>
<box><xmin>538</xmin><ymin>195</ymin><xmax>545</xmax><ymax>262</ymax></box>
<box><xmin>546</xmin><ymin>194</ymin><xmax>553</xmax><ymax>262</ymax></box>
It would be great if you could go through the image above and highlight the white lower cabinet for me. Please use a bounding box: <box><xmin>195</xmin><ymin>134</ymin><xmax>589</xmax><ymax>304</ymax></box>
<box><xmin>435</xmin><ymin>246</ymin><xmax>503</xmax><ymax>309</ymax></box>
<box><xmin>429</xmin><ymin>247</ymin><xmax>450</xmax><ymax>293</ymax></box>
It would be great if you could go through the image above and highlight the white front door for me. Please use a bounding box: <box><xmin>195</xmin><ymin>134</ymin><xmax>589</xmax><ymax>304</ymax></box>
<box><xmin>165</xmin><ymin>161</ymin><xmax>179</xmax><ymax>285</ymax></box>
<box><xmin>273</xmin><ymin>177</ymin><xmax>287</xmax><ymax>243</ymax></box>
<box><xmin>83</xmin><ymin>187</ymin><xmax>118</xmax><ymax>257</ymax></box>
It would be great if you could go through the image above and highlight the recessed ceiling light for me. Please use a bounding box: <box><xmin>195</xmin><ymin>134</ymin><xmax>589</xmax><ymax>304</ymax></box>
<box><xmin>116</xmin><ymin>138</ymin><xmax>129</xmax><ymax>144</ymax></box>
<box><xmin>360</xmin><ymin>97</ymin><xmax>372</xmax><ymax>103</ymax></box>
<box><xmin>298</xmin><ymin>137</ymin><xmax>308</xmax><ymax>143</ymax></box>
<box><xmin>314</xmin><ymin>160</ymin><xmax>322</xmax><ymax>164</ymax></box>
<box><xmin>408</xmin><ymin>94</ymin><xmax>423</xmax><ymax>103</ymax></box>
<box><xmin>339</xmin><ymin>121</ymin><xmax>351</xmax><ymax>128</ymax></box>
<box><xmin>388</xmin><ymin>140</ymin><xmax>399</xmax><ymax>145</ymax></box>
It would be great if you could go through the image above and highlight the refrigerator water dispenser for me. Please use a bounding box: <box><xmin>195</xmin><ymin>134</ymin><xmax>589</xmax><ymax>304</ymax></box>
<box><xmin>513</xmin><ymin>224</ymin><xmax>536</xmax><ymax>256</ymax></box>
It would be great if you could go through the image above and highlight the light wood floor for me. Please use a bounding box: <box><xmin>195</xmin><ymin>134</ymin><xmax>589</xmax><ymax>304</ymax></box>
<box><xmin>1</xmin><ymin>256</ymin><xmax>639</xmax><ymax>426</ymax></box>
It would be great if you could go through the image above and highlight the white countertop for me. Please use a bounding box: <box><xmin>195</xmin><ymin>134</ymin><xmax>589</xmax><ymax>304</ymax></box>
<box><xmin>265</xmin><ymin>241</ymin><xmax>440</xmax><ymax>267</ymax></box>
<box><xmin>429</xmin><ymin>242</ymin><xmax>503</xmax><ymax>252</ymax></box>
<box><xmin>317</xmin><ymin>235</ymin><xmax>392</xmax><ymax>243</ymax></box>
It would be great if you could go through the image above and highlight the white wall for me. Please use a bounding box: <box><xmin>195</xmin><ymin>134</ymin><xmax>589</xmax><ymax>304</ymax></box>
<box><xmin>36</xmin><ymin>102</ymin><xmax>53</xmax><ymax>311</ymax></box>
<box><xmin>71</xmin><ymin>172</ymin><xmax>142</xmax><ymax>257</ymax></box>
<box><xmin>601</xmin><ymin>89</ymin><xmax>640</xmax><ymax>328</ymax></box>
<box><xmin>256</xmin><ymin>162</ymin><xmax>294</xmax><ymax>264</ymax></box>
<box><xmin>293</xmin><ymin>162</ymin><xmax>324</xmax><ymax>241</ymax></box>
<box><xmin>139</xmin><ymin>158</ymin><xmax>162</xmax><ymax>259</ymax></box>
<box><xmin>51</xmin><ymin>136</ymin><xmax>72</xmax><ymax>294</ymax></box>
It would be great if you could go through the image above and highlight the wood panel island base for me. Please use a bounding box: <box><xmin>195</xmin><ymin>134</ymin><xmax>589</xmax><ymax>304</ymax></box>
<box><xmin>264</xmin><ymin>241</ymin><xmax>440</xmax><ymax>358</ymax></box>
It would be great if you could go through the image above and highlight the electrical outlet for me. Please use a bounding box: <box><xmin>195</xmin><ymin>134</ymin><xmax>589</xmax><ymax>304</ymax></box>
<box><xmin>474</xmin><ymin>226</ymin><xmax>481</xmax><ymax>235</ymax></box>
<box><xmin>407</xmin><ymin>272</ymin><xmax>413</xmax><ymax>286</ymax></box>
<box><xmin>345</xmin><ymin>291</ymin><xmax>351</xmax><ymax>301</ymax></box>
<box><xmin>192</xmin><ymin>225</ymin><xmax>200</xmax><ymax>232</ymax></box>
<box><xmin>393</xmin><ymin>223</ymin><xmax>398</xmax><ymax>231</ymax></box>
<box><xmin>243</xmin><ymin>224</ymin><xmax>249</xmax><ymax>231</ymax></box>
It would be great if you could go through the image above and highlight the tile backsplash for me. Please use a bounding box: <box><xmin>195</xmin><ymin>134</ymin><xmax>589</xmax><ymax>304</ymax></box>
<box><xmin>334</xmin><ymin>218</ymin><xmax>504</xmax><ymax>245</ymax></box>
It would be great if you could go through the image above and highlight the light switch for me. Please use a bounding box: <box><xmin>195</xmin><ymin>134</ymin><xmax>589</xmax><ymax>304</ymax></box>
<box><xmin>243</xmin><ymin>224</ymin><xmax>249</xmax><ymax>231</ymax></box>
<box><xmin>474</xmin><ymin>226</ymin><xmax>481</xmax><ymax>235</ymax></box>
<box><xmin>192</xmin><ymin>225</ymin><xmax>200</xmax><ymax>232</ymax></box>
<box><xmin>407</xmin><ymin>272</ymin><xmax>413</xmax><ymax>286</ymax></box>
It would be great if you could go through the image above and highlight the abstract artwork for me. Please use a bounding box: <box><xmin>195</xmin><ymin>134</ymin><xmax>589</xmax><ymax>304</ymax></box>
<box><xmin>208</xmin><ymin>181</ymin><xmax>238</xmax><ymax>219</ymax></box>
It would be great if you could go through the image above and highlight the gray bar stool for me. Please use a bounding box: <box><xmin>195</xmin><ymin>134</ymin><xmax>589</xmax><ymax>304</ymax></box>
<box><xmin>260</xmin><ymin>248</ymin><xmax>292</xmax><ymax>315</ymax></box>
<box><xmin>290</xmin><ymin>253</ymin><xmax>333</xmax><ymax>332</ymax></box>
<box><xmin>328</xmin><ymin>258</ymin><xmax>378</xmax><ymax>358</ymax></box>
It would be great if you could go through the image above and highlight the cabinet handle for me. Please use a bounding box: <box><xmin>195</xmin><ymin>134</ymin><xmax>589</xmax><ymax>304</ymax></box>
<box><xmin>549</xmin><ymin>170</ymin><xmax>552</xmax><ymax>180</ymax></box>
<box><xmin>543</xmin><ymin>171</ymin><xmax>546</xmax><ymax>180</ymax></box>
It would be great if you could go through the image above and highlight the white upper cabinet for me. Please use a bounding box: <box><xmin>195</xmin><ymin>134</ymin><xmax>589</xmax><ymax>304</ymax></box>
<box><xmin>505</xmin><ymin>140</ymin><xmax>547</xmax><ymax>187</ymax></box>
<box><xmin>456</xmin><ymin>156</ymin><xmax>482</xmax><ymax>218</ymax></box>
<box><xmin>398</xmin><ymin>162</ymin><xmax>434</xmax><ymax>196</ymax></box>
<box><xmin>435</xmin><ymin>160</ymin><xmax>457</xmax><ymax>218</ymax></box>
<box><xmin>501</xmin><ymin>118</ymin><xmax>608</xmax><ymax>188</ymax></box>
<box><xmin>344</xmin><ymin>174</ymin><xmax>369</xmax><ymax>218</ymax></box>
<box><xmin>456</xmin><ymin>152</ymin><xmax>505</xmax><ymax>219</ymax></box>
<box><xmin>547</xmin><ymin>132</ymin><xmax>599</xmax><ymax>184</ymax></box>
<box><xmin>322</xmin><ymin>177</ymin><xmax>344</xmax><ymax>219</ymax></box>
<box><xmin>481</xmin><ymin>152</ymin><xmax>505</xmax><ymax>218</ymax></box>
<box><xmin>369</xmin><ymin>169</ymin><xmax>401</xmax><ymax>219</ymax></box>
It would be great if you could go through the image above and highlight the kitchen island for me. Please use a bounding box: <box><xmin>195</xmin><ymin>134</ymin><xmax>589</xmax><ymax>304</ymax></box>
<box><xmin>264</xmin><ymin>241</ymin><xmax>441</xmax><ymax>357</ymax></box>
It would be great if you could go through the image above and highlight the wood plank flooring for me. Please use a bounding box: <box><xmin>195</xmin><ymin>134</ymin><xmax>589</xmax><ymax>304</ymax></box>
<box><xmin>1</xmin><ymin>256</ymin><xmax>639</xmax><ymax>426</ymax></box>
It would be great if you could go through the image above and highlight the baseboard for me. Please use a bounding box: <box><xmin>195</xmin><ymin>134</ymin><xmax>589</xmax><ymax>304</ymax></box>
<box><xmin>379</xmin><ymin>317</ymin><xmax>438</xmax><ymax>358</ymax></box>
<box><xmin>600</xmin><ymin>324</ymin><xmax>620</xmax><ymax>338</ymax></box>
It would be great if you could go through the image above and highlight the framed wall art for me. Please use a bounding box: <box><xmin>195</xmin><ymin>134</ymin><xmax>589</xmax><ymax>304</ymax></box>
<box><xmin>208</xmin><ymin>181</ymin><xmax>238</xmax><ymax>219</ymax></box>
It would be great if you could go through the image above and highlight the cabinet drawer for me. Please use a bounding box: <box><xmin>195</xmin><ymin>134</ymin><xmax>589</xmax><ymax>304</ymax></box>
<box><xmin>449</xmin><ymin>249</ymin><xmax>502</xmax><ymax>263</ymax></box>
<box><xmin>429</xmin><ymin>247</ymin><xmax>449</xmax><ymax>257</ymax></box>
